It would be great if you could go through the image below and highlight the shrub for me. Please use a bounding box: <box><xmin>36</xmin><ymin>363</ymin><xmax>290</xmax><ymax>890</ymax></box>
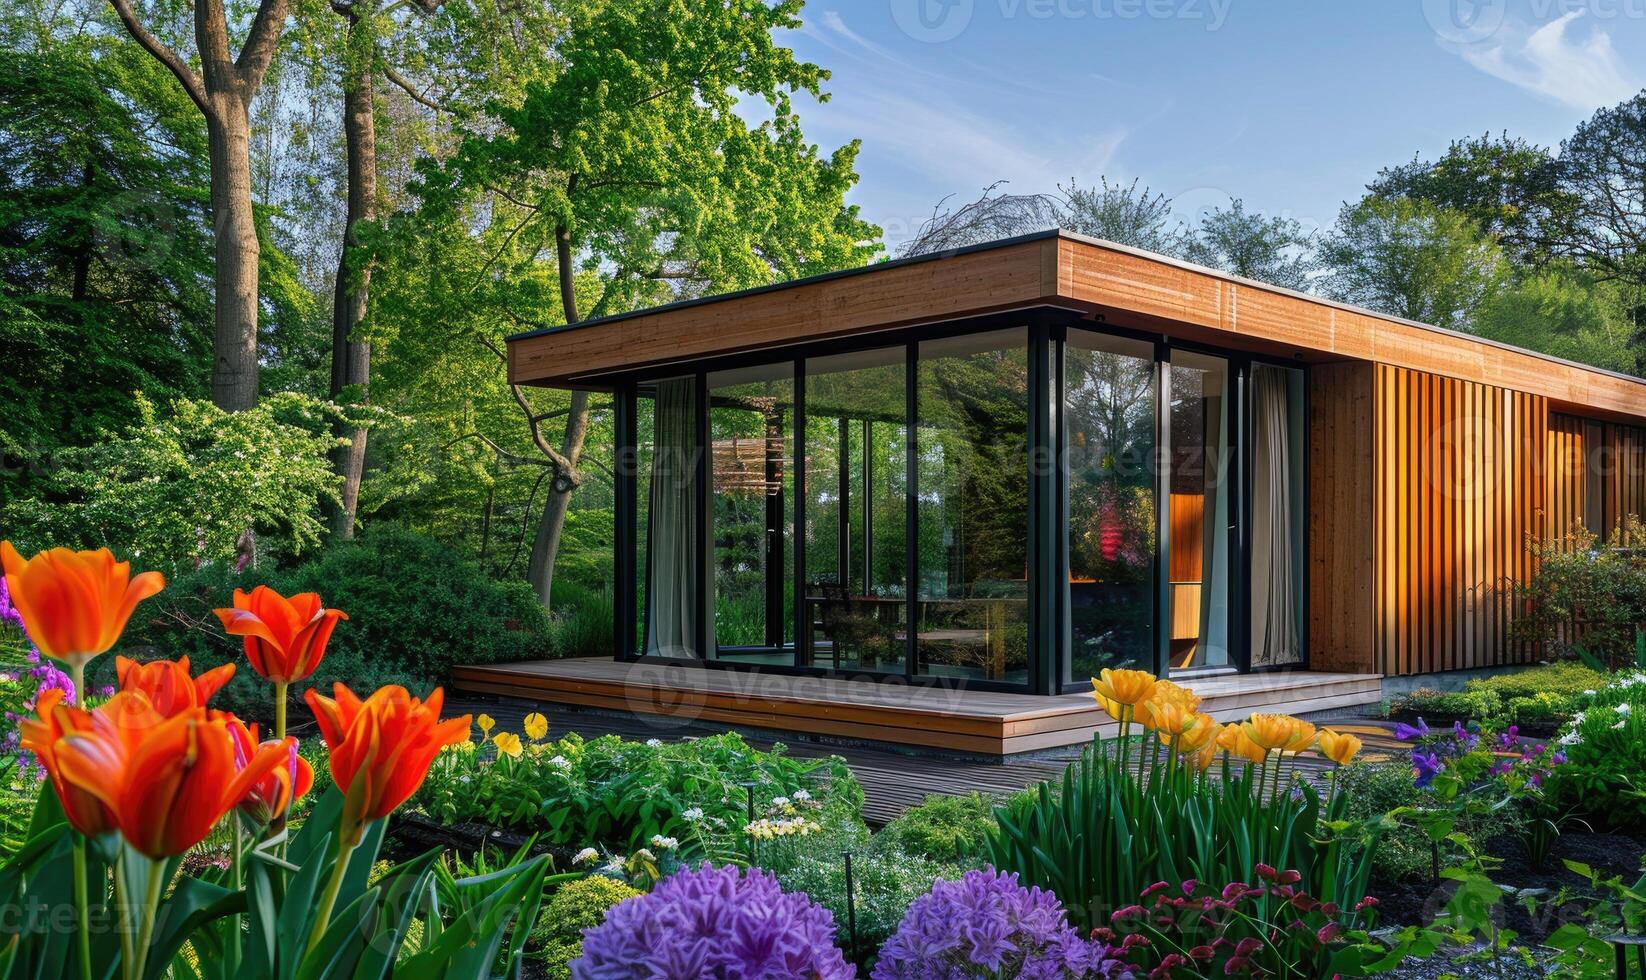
<box><xmin>529</xmin><ymin>875</ymin><xmax>642</xmax><ymax>979</ymax></box>
<box><xmin>573</xmin><ymin>864</ymin><xmax>852</xmax><ymax>978</ymax></box>
<box><xmin>117</xmin><ymin>524</ymin><xmax>551</xmax><ymax>721</ymax></box>
<box><xmin>413</xmin><ymin>729</ymin><xmax>863</xmax><ymax>855</ymax></box>
<box><xmin>1516</xmin><ymin>523</ymin><xmax>1646</xmax><ymax>667</ymax></box>
<box><xmin>1549</xmin><ymin>673</ymin><xmax>1646</xmax><ymax>827</ymax></box>
<box><xmin>874</xmin><ymin>792</ymin><xmax>998</xmax><ymax>866</ymax></box>
<box><xmin>1388</xmin><ymin>687</ymin><xmax>1504</xmax><ymax>725</ymax></box>
<box><xmin>872</xmin><ymin>867</ymin><xmax>1125</xmax><ymax>979</ymax></box>
<box><xmin>6</xmin><ymin>392</ymin><xmax>344</xmax><ymax>566</ymax></box>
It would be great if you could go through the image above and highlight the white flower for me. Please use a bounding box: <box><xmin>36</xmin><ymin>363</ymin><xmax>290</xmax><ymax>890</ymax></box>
<box><xmin>650</xmin><ymin>835</ymin><xmax>678</xmax><ymax>850</ymax></box>
<box><xmin>548</xmin><ymin>755</ymin><xmax>572</xmax><ymax>771</ymax></box>
<box><xmin>1614</xmin><ymin>720</ymin><xmax>1628</xmax><ymax>730</ymax></box>
<box><xmin>573</xmin><ymin>847</ymin><xmax>600</xmax><ymax>865</ymax></box>
<box><xmin>603</xmin><ymin>856</ymin><xmax>627</xmax><ymax>873</ymax></box>
<box><xmin>1559</xmin><ymin>731</ymin><xmax>1583</xmax><ymax>746</ymax></box>
<box><xmin>632</xmin><ymin>848</ymin><xmax>656</xmax><ymax>863</ymax></box>
<box><xmin>1584</xmin><ymin>690</ymin><xmax>1597</xmax><ymax>697</ymax></box>
<box><xmin>1572</xmin><ymin>711</ymin><xmax>1587</xmax><ymax>727</ymax></box>
<box><xmin>771</xmin><ymin>796</ymin><xmax>791</xmax><ymax>808</ymax></box>
<box><xmin>682</xmin><ymin>807</ymin><xmax>705</xmax><ymax>821</ymax></box>
<box><xmin>1616</xmin><ymin>703</ymin><xmax>1632</xmax><ymax>716</ymax></box>
<box><xmin>793</xmin><ymin>789</ymin><xmax>811</xmax><ymax>802</ymax></box>
<box><xmin>646</xmin><ymin>738</ymin><xmax>662</xmax><ymax>747</ymax></box>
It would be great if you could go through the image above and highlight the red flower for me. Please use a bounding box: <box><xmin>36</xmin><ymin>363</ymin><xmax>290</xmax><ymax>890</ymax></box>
<box><xmin>305</xmin><ymin>683</ymin><xmax>469</xmax><ymax>842</ymax></box>
<box><xmin>116</xmin><ymin>656</ymin><xmax>235</xmax><ymax>718</ymax></box>
<box><xmin>1</xmin><ymin>542</ymin><xmax>163</xmax><ymax>665</ymax></box>
<box><xmin>18</xmin><ymin>688</ymin><xmax>119</xmax><ymax>837</ymax></box>
<box><xmin>228</xmin><ymin>718</ymin><xmax>313</xmax><ymax>827</ymax></box>
<box><xmin>214</xmin><ymin>586</ymin><xmax>348</xmax><ymax>685</ymax></box>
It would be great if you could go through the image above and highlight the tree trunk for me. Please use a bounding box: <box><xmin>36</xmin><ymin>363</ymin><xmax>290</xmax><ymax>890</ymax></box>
<box><xmin>524</xmin><ymin>219</ymin><xmax>589</xmax><ymax>608</ymax></box>
<box><xmin>206</xmin><ymin>100</ymin><xmax>261</xmax><ymax>411</ymax></box>
<box><xmin>326</xmin><ymin>15</ymin><xmax>376</xmax><ymax>540</ymax></box>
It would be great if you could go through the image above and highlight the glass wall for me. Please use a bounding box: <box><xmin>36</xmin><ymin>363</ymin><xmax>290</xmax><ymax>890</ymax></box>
<box><xmin>708</xmin><ymin>364</ymin><xmax>795</xmax><ymax>663</ymax></box>
<box><xmin>642</xmin><ymin>377</ymin><xmax>701</xmax><ymax>658</ymax></box>
<box><xmin>915</xmin><ymin>330</ymin><xmax>1030</xmax><ymax>684</ymax></box>
<box><xmin>1168</xmin><ymin>351</ymin><xmax>1232</xmax><ymax>672</ymax></box>
<box><xmin>1065</xmin><ymin>330</ymin><xmax>1157</xmax><ymax>680</ymax></box>
<box><xmin>802</xmin><ymin>348</ymin><xmax>907</xmax><ymax>673</ymax></box>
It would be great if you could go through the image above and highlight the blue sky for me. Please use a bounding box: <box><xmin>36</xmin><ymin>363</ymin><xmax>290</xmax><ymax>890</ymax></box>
<box><xmin>776</xmin><ymin>0</ymin><xmax>1646</xmax><ymax>250</ymax></box>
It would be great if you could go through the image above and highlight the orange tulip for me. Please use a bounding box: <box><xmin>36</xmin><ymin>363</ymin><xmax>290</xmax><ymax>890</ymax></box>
<box><xmin>18</xmin><ymin>688</ymin><xmax>119</xmax><ymax>838</ymax></box>
<box><xmin>116</xmin><ymin>656</ymin><xmax>236</xmax><ymax>718</ymax></box>
<box><xmin>53</xmin><ymin>704</ymin><xmax>292</xmax><ymax>859</ymax></box>
<box><xmin>228</xmin><ymin>718</ymin><xmax>313</xmax><ymax>827</ymax></box>
<box><xmin>305</xmin><ymin>684</ymin><xmax>470</xmax><ymax>842</ymax></box>
<box><xmin>0</xmin><ymin>542</ymin><xmax>163</xmax><ymax>674</ymax></box>
<box><xmin>214</xmin><ymin>586</ymin><xmax>348</xmax><ymax>685</ymax></box>
<box><xmin>1242</xmin><ymin>713</ymin><xmax>1300</xmax><ymax>753</ymax></box>
<box><xmin>1173</xmin><ymin>712</ymin><xmax>1221</xmax><ymax>754</ymax></box>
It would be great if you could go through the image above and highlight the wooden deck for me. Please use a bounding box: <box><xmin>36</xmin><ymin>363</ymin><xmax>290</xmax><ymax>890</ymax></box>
<box><xmin>451</xmin><ymin>658</ymin><xmax>1385</xmax><ymax>756</ymax></box>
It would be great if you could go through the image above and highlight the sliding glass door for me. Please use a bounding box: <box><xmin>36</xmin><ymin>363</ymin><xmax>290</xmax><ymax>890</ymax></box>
<box><xmin>1167</xmin><ymin>351</ymin><xmax>1233</xmax><ymax>673</ymax></box>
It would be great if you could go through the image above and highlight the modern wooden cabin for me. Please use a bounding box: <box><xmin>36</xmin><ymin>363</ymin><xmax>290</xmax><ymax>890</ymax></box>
<box><xmin>455</xmin><ymin>231</ymin><xmax>1646</xmax><ymax>754</ymax></box>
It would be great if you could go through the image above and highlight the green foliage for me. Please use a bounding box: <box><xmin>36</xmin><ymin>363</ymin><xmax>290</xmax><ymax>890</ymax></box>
<box><xmin>119</xmin><ymin>524</ymin><xmax>552</xmax><ymax>721</ymax></box>
<box><xmin>874</xmin><ymin>792</ymin><xmax>998</xmax><ymax>866</ymax></box>
<box><xmin>7</xmin><ymin>393</ymin><xmax>344</xmax><ymax>566</ymax></box>
<box><xmin>1549</xmin><ymin>673</ymin><xmax>1646</xmax><ymax>828</ymax></box>
<box><xmin>775</xmin><ymin>841</ymin><xmax>964</xmax><ymax>959</ymax></box>
<box><xmin>983</xmin><ymin>737</ymin><xmax>1380</xmax><ymax>932</ymax></box>
<box><xmin>1389</xmin><ymin>687</ymin><xmax>1505</xmax><ymax>725</ymax></box>
<box><xmin>0</xmin><ymin>12</ymin><xmax>214</xmax><ymax>506</ymax></box>
<box><xmin>1367</xmin><ymin>132</ymin><xmax>1574</xmax><ymax>267</ymax></box>
<box><xmin>529</xmin><ymin>875</ymin><xmax>642</xmax><ymax>978</ymax></box>
<box><xmin>1182</xmin><ymin>198</ymin><xmax>1320</xmax><ymax>290</ymax></box>
<box><xmin>412</xmin><ymin>730</ymin><xmax>863</xmax><ymax>855</ymax></box>
<box><xmin>1516</xmin><ymin>521</ymin><xmax>1646</xmax><ymax>667</ymax></box>
<box><xmin>1323</xmin><ymin>196</ymin><xmax>1509</xmax><ymax>332</ymax></box>
<box><xmin>1476</xmin><ymin>268</ymin><xmax>1639</xmax><ymax>374</ymax></box>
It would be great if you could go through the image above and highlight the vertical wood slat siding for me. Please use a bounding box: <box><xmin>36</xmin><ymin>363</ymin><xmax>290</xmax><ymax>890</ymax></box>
<box><xmin>1306</xmin><ymin>363</ymin><xmax>1376</xmax><ymax>673</ymax></box>
<box><xmin>1372</xmin><ymin>365</ymin><xmax>1546</xmax><ymax>676</ymax></box>
<box><xmin>1547</xmin><ymin>412</ymin><xmax>1646</xmax><ymax>546</ymax></box>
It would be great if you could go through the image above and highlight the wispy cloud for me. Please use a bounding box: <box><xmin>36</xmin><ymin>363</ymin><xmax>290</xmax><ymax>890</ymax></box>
<box><xmin>1454</xmin><ymin>11</ymin><xmax>1637</xmax><ymax>111</ymax></box>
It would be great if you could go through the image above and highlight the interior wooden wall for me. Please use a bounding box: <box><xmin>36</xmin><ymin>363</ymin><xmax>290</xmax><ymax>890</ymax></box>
<box><xmin>1307</xmin><ymin>363</ymin><xmax>1377</xmax><ymax>673</ymax></box>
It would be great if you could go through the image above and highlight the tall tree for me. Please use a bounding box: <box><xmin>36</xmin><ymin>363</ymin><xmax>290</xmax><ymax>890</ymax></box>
<box><xmin>0</xmin><ymin>11</ymin><xmax>215</xmax><ymax>503</ymax></box>
<box><xmin>1322</xmin><ymin>197</ymin><xmax>1508</xmax><ymax>332</ymax></box>
<box><xmin>1369</xmin><ymin>132</ymin><xmax>1574</xmax><ymax>268</ymax></box>
<box><xmin>1182</xmin><ymin>199</ymin><xmax>1319</xmax><ymax>291</ymax></box>
<box><xmin>386</xmin><ymin>0</ymin><xmax>880</xmax><ymax>606</ymax></box>
<box><xmin>1060</xmin><ymin>177</ymin><xmax>1185</xmax><ymax>255</ymax></box>
<box><xmin>104</xmin><ymin>0</ymin><xmax>293</xmax><ymax>409</ymax></box>
<box><xmin>1476</xmin><ymin>268</ymin><xmax>1638</xmax><ymax>375</ymax></box>
<box><xmin>898</xmin><ymin>181</ymin><xmax>1061</xmax><ymax>257</ymax></box>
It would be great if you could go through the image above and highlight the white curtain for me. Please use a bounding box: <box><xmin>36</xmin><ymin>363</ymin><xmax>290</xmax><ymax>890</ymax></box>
<box><xmin>1250</xmin><ymin>365</ymin><xmax>1301</xmax><ymax>667</ymax></box>
<box><xmin>645</xmin><ymin>379</ymin><xmax>700</xmax><ymax>658</ymax></box>
<box><xmin>1197</xmin><ymin>372</ymin><xmax>1230</xmax><ymax>667</ymax></box>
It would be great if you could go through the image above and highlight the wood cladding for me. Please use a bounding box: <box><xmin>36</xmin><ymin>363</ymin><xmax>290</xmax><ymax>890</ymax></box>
<box><xmin>1310</xmin><ymin>363</ymin><xmax>1549</xmax><ymax>676</ymax></box>
<box><xmin>1371</xmin><ymin>367</ymin><xmax>1546</xmax><ymax>675</ymax></box>
<box><xmin>509</xmin><ymin>232</ymin><xmax>1646</xmax><ymax>427</ymax></box>
<box><xmin>1547</xmin><ymin>413</ymin><xmax>1646</xmax><ymax>545</ymax></box>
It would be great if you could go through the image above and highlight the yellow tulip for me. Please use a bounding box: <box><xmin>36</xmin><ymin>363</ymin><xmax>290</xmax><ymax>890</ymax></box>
<box><xmin>1091</xmin><ymin>668</ymin><xmax>1159</xmax><ymax>709</ymax></box>
<box><xmin>493</xmin><ymin>731</ymin><xmax>523</xmax><ymax>759</ymax></box>
<box><xmin>1284</xmin><ymin>718</ymin><xmax>1319</xmax><ymax>754</ymax></box>
<box><xmin>1175</xmin><ymin>712</ymin><xmax>1220</xmax><ymax>754</ymax></box>
<box><xmin>1149</xmin><ymin>700</ymin><xmax>1197</xmax><ymax>738</ymax></box>
<box><xmin>1218</xmin><ymin>723</ymin><xmax>1269</xmax><ymax>764</ymax></box>
<box><xmin>477</xmin><ymin>713</ymin><xmax>495</xmax><ymax>736</ymax></box>
<box><xmin>1241</xmin><ymin>713</ymin><xmax>1298</xmax><ymax>753</ymax></box>
<box><xmin>1317</xmin><ymin>729</ymin><xmax>1362</xmax><ymax>766</ymax></box>
<box><xmin>1190</xmin><ymin>739</ymin><xmax>1219</xmax><ymax>772</ymax></box>
<box><xmin>524</xmin><ymin>712</ymin><xmax>549</xmax><ymax>741</ymax></box>
<box><xmin>1153</xmin><ymin>679</ymin><xmax>1203</xmax><ymax>711</ymax></box>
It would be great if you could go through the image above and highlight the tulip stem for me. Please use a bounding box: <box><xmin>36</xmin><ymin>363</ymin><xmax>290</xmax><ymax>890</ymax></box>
<box><xmin>131</xmin><ymin>858</ymin><xmax>163</xmax><ymax>980</ymax></box>
<box><xmin>69</xmin><ymin>659</ymin><xmax>85</xmax><ymax>706</ymax></box>
<box><xmin>274</xmin><ymin>683</ymin><xmax>288</xmax><ymax>741</ymax></box>
<box><xmin>307</xmin><ymin>830</ymin><xmax>355</xmax><ymax>956</ymax></box>
<box><xmin>114</xmin><ymin>855</ymin><xmax>135</xmax><ymax>977</ymax></box>
<box><xmin>71</xmin><ymin>836</ymin><xmax>92</xmax><ymax>980</ymax></box>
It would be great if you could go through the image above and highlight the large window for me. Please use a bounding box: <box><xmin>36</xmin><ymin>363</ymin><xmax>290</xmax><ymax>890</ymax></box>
<box><xmin>1065</xmin><ymin>330</ymin><xmax>1157</xmax><ymax>681</ymax></box>
<box><xmin>802</xmin><ymin>349</ymin><xmax>906</xmax><ymax>674</ymax></box>
<box><xmin>915</xmin><ymin>330</ymin><xmax>1030</xmax><ymax>684</ymax></box>
<box><xmin>709</xmin><ymin>365</ymin><xmax>795</xmax><ymax>663</ymax></box>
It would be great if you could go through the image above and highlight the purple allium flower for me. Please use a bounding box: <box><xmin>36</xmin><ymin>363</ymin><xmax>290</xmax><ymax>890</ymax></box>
<box><xmin>872</xmin><ymin>868</ymin><xmax>1132</xmax><ymax>980</ymax></box>
<box><xmin>572</xmin><ymin>863</ymin><xmax>851</xmax><ymax>980</ymax></box>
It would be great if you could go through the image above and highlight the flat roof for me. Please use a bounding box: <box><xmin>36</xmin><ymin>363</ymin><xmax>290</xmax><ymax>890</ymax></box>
<box><xmin>506</xmin><ymin>230</ymin><xmax>1646</xmax><ymax>423</ymax></box>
